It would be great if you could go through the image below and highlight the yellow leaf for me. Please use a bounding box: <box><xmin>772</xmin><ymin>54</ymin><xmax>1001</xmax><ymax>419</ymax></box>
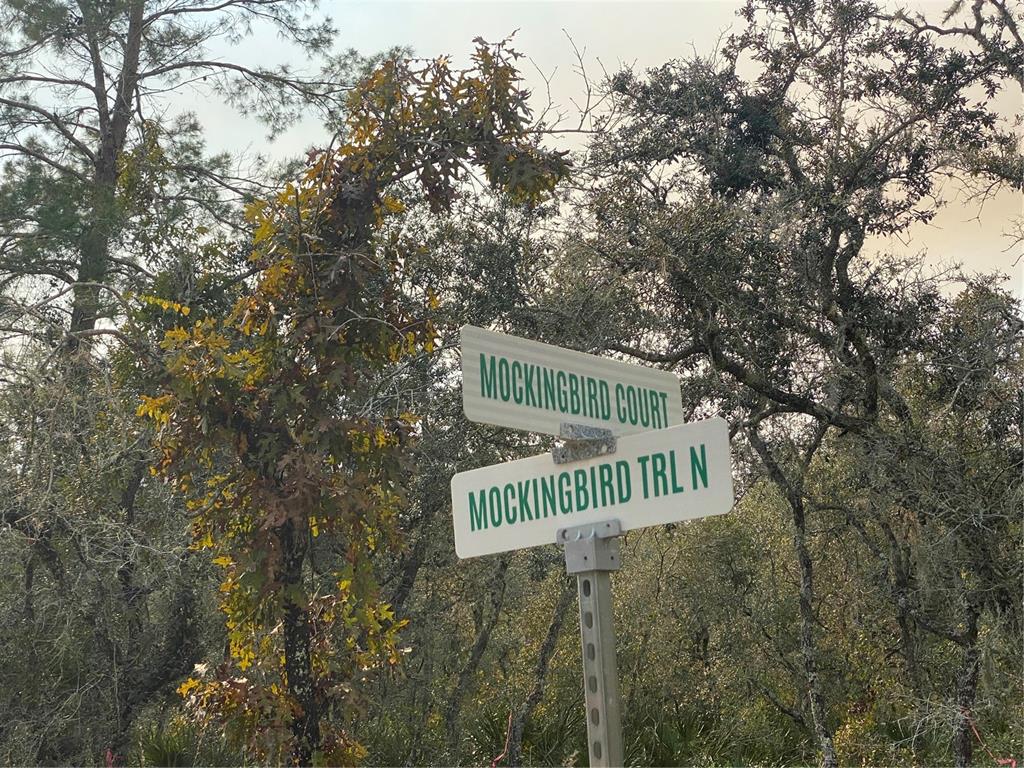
<box><xmin>381</xmin><ymin>195</ymin><xmax>405</xmax><ymax>214</ymax></box>
<box><xmin>253</xmin><ymin>218</ymin><xmax>275</xmax><ymax>244</ymax></box>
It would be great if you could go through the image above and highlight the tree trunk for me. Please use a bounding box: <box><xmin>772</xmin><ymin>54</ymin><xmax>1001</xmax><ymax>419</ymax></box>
<box><xmin>444</xmin><ymin>557</ymin><xmax>509</xmax><ymax>756</ymax></box>
<box><xmin>952</xmin><ymin>600</ymin><xmax>981</xmax><ymax>768</ymax></box>
<box><xmin>793</xmin><ymin>515</ymin><xmax>838</xmax><ymax>768</ymax></box>
<box><xmin>112</xmin><ymin>460</ymin><xmax>148</xmax><ymax>752</ymax></box>
<box><xmin>390</xmin><ymin>505</ymin><xmax>433</xmax><ymax>613</ymax></box>
<box><xmin>506</xmin><ymin>578</ymin><xmax>575</xmax><ymax>766</ymax></box>
<box><xmin>71</xmin><ymin>181</ymin><xmax>116</xmax><ymax>335</ymax></box>
<box><xmin>277</xmin><ymin>518</ymin><xmax>319</xmax><ymax>765</ymax></box>
<box><xmin>391</xmin><ymin>411</ymin><xmax>438</xmax><ymax>613</ymax></box>
<box><xmin>749</xmin><ymin>427</ymin><xmax>837</xmax><ymax>768</ymax></box>
<box><xmin>71</xmin><ymin>0</ymin><xmax>146</xmax><ymax>336</ymax></box>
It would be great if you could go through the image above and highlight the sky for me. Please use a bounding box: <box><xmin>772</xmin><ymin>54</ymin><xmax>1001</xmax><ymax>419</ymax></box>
<box><xmin>179</xmin><ymin>1</ymin><xmax>1023</xmax><ymax>296</ymax></box>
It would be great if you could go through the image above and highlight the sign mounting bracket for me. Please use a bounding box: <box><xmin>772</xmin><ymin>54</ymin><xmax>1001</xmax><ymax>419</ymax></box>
<box><xmin>552</xmin><ymin>422</ymin><xmax>617</xmax><ymax>465</ymax></box>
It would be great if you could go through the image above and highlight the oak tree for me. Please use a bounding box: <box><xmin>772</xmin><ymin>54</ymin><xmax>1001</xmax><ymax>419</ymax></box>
<box><xmin>137</xmin><ymin>40</ymin><xmax>568</xmax><ymax>763</ymax></box>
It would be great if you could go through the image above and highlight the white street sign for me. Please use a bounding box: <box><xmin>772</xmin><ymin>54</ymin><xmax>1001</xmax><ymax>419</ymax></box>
<box><xmin>451</xmin><ymin>417</ymin><xmax>733</xmax><ymax>558</ymax></box>
<box><xmin>461</xmin><ymin>325</ymin><xmax>684</xmax><ymax>437</ymax></box>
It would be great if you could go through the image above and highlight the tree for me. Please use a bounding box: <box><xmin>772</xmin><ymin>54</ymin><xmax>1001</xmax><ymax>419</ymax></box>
<box><xmin>840</xmin><ymin>281</ymin><xmax>1022</xmax><ymax>766</ymax></box>
<box><xmin>0</xmin><ymin>0</ymin><xmax>371</xmax><ymax>342</ymax></box>
<box><xmin>556</xmin><ymin>0</ymin><xmax>1021</xmax><ymax>764</ymax></box>
<box><xmin>137</xmin><ymin>40</ymin><xmax>568</xmax><ymax>763</ymax></box>
<box><xmin>0</xmin><ymin>4</ymin><xmax>383</xmax><ymax>760</ymax></box>
<box><xmin>0</xmin><ymin>339</ymin><xmax>221</xmax><ymax>763</ymax></box>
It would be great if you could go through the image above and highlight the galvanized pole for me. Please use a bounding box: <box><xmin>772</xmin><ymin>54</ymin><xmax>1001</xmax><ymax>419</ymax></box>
<box><xmin>554</xmin><ymin>423</ymin><xmax>624</xmax><ymax>768</ymax></box>
<box><xmin>558</xmin><ymin>520</ymin><xmax>625</xmax><ymax>767</ymax></box>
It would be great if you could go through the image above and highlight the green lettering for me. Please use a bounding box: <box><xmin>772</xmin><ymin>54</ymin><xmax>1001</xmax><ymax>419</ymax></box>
<box><xmin>543</xmin><ymin>368</ymin><xmax>556</xmax><ymax>410</ymax></box>
<box><xmin>558</xmin><ymin>472</ymin><xmax>573</xmax><ymax>514</ymax></box>
<box><xmin>524</xmin><ymin>365</ymin><xmax>537</xmax><ymax>406</ymax></box>
<box><xmin>517</xmin><ymin>480</ymin><xmax>534</xmax><ymax>521</ymax></box>
<box><xmin>586</xmin><ymin>378</ymin><xmax>599</xmax><ymax>419</ymax></box>
<box><xmin>480</xmin><ymin>354</ymin><xmax>497</xmax><ymax>400</ymax></box>
<box><xmin>598</xmin><ymin>463</ymin><xmax>614</xmax><ymax>506</ymax></box>
<box><xmin>637</xmin><ymin>388</ymin><xmax>652</xmax><ymax>427</ymax></box>
<box><xmin>615</xmin><ymin>383</ymin><xmax>627</xmax><ymax>423</ymax></box>
<box><xmin>669</xmin><ymin>449</ymin><xmax>686</xmax><ymax>494</ymax></box>
<box><xmin>556</xmin><ymin>371</ymin><xmax>568</xmax><ymax>412</ymax></box>
<box><xmin>651</xmin><ymin>452</ymin><xmax>668</xmax><ymax>497</ymax></box>
<box><xmin>569</xmin><ymin>373</ymin><xmax>581</xmax><ymax>415</ymax></box>
<box><xmin>615</xmin><ymin>460</ymin><xmax>632</xmax><ymax>503</ymax></box>
<box><xmin>650</xmin><ymin>391</ymin><xmax>663</xmax><ymax>429</ymax></box>
<box><xmin>469</xmin><ymin>490</ymin><xmax>487</xmax><ymax>531</ymax></box>
<box><xmin>488</xmin><ymin>486</ymin><xmax>503</xmax><ymax>528</ymax></box>
<box><xmin>626</xmin><ymin>385</ymin><xmax>639</xmax><ymax>425</ymax></box>
<box><xmin>690</xmin><ymin>444</ymin><xmax>708</xmax><ymax>489</ymax></box>
<box><xmin>541</xmin><ymin>475</ymin><xmax>556</xmax><ymax>517</ymax></box>
<box><xmin>573</xmin><ymin>469</ymin><xmax>589</xmax><ymax>512</ymax></box>
<box><xmin>637</xmin><ymin>454</ymin><xmax>651</xmax><ymax>499</ymax></box>
<box><xmin>511</xmin><ymin>361</ymin><xmax>524</xmax><ymax>404</ymax></box>
<box><xmin>503</xmin><ymin>483</ymin><xmax>516</xmax><ymax>525</ymax></box>
<box><xmin>497</xmin><ymin>357</ymin><xmax>511</xmax><ymax>402</ymax></box>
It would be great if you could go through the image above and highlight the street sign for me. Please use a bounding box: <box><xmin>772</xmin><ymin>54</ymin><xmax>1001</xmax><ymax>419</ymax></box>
<box><xmin>451</xmin><ymin>417</ymin><xmax>733</xmax><ymax>559</ymax></box>
<box><xmin>453</xmin><ymin>331</ymin><xmax>735</xmax><ymax>766</ymax></box>
<box><xmin>461</xmin><ymin>324</ymin><xmax>684</xmax><ymax>437</ymax></box>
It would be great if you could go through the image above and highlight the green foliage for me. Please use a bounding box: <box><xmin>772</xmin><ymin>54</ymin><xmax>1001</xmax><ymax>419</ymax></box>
<box><xmin>1</xmin><ymin>2</ymin><xmax>1020</xmax><ymax>766</ymax></box>
<box><xmin>138</xmin><ymin>720</ymin><xmax>242</xmax><ymax>767</ymax></box>
<box><xmin>135</xmin><ymin>40</ymin><xmax>568</xmax><ymax>763</ymax></box>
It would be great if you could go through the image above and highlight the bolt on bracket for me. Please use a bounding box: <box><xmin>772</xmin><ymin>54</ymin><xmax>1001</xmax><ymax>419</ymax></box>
<box><xmin>557</xmin><ymin>519</ymin><xmax>623</xmax><ymax>575</ymax></box>
<box><xmin>552</xmin><ymin>422</ymin><xmax>617</xmax><ymax>465</ymax></box>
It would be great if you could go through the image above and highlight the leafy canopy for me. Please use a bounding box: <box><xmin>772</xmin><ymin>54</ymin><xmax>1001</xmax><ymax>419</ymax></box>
<box><xmin>136</xmin><ymin>39</ymin><xmax>568</xmax><ymax>763</ymax></box>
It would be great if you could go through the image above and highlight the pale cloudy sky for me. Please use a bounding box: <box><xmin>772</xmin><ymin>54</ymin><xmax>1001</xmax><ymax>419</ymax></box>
<box><xmin>181</xmin><ymin>1</ymin><xmax>1023</xmax><ymax>295</ymax></box>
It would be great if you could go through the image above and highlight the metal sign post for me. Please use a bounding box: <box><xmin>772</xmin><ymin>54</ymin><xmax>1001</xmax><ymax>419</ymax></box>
<box><xmin>559</xmin><ymin>519</ymin><xmax>625</xmax><ymax>767</ymax></box>
<box><xmin>452</xmin><ymin>328</ymin><xmax>736</xmax><ymax>767</ymax></box>
<box><xmin>556</xmin><ymin>424</ymin><xmax>624</xmax><ymax>767</ymax></box>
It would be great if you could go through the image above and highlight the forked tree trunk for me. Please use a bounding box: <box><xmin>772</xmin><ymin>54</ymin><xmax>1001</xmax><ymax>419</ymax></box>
<box><xmin>750</xmin><ymin>427</ymin><xmax>837</xmax><ymax>768</ymax></box>
<box><xmin>444</xmin><ymin>558</ymin><xmax>509</xmax><ymax>756</ymax></box>
<box><xmin>506</xmin><ymin>578</ymin><xmax>575</xmax><ymax>766</ymax></box>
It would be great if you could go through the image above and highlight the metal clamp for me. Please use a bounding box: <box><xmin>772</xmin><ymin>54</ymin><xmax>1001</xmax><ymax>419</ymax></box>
<box><xmin>552</xmin><ymin>422</ymin><xmax>617</xmax><ymax>465</ymax></box>
<box><xmin>557</xmin><ymin>520</ymin><xmax>623</xmax><ymax>575</ymax></box>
